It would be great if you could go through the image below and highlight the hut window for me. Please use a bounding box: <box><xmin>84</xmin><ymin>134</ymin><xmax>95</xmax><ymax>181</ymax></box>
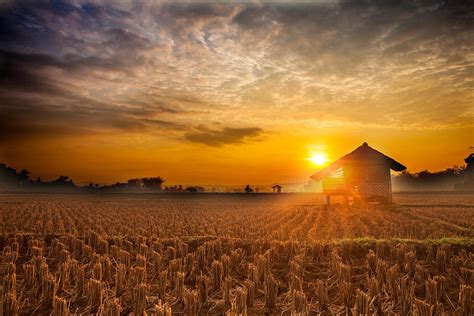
<box><xmin>329</xmin><ymin>168</ymin><xmax>343</xmax><ymax>179</ymax></box>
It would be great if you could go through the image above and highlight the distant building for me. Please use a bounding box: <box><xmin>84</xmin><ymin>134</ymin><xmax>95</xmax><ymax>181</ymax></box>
<box><xmin>310</xmin><ymin>142</ymin><xmax>406</xmax><ymax>204</ymax></box>
<box><xmin>272</xmin><ymin>184</ymin><xmax>282</xmax><ymax>193</ymax></box>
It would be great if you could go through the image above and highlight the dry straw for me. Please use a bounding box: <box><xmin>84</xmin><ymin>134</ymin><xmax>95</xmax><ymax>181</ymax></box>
<box><xmin>87</xmin><ymin>278</ymin><xmax>103</xmax><ymax>313</ymax></box>
<box><xmin>133</xmin><ymin>283</ymin><xmax>147</xmax><ymax>315</ymax></box>
<box><xmin>104</xmin><ymin>298</ymin><xmax>121</xmax><ymax>316</ymax></box>
<box><xmin>184</xmin><ymin>289</ymin><xmax>199</xmax><ymax>316</ymax></box>
<box><xmin>52</xmin><ymin>296</ymin><xmax>68</xmax><ymax>316</ymax></box>
<box><xmin>264</xmin><ymin>274</ymin><xmax>278</xmax><ymax>309</ymax></box>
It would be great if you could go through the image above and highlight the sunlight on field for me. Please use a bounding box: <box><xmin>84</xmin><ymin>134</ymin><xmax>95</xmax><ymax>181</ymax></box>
<box><xmin>0</xmin><ymin>193</ymin><xmax>473</xmax><ymax>314</ymax></box>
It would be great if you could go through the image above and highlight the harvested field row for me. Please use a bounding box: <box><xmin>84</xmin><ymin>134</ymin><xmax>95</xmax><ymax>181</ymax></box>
<box><xmin>1</xmin><ymin>195</ymin><xmax>473</xmax><ymax>241</ymax></box>
<box><xmin>0</xmin><ymin>193</ymin><xmax>473</xmax><ymax>315</ymax></box>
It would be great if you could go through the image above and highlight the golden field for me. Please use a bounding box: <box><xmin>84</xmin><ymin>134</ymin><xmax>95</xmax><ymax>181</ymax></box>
<box><xmin>0</xmin><ymin>193</ymin><xmax>473</xmax><ymax>315</ymax></box>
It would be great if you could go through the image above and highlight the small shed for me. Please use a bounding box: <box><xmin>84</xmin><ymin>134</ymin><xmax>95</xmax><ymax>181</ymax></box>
<box><xmin>310</xmin><ymin>142</ymin><xmax>406</xmax><ymax>204</ymax></box>
<box><xmin>272</xmin><ymin>184</ymin><xmax>282</xmax><ymax>193</ymax></box>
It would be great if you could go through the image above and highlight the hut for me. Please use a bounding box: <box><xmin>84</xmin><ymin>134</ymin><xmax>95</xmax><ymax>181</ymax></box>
<box><xmin>272</xmin><ymin>184</ymin><xmax>282</xmax><ymax>193</ymax></box>
<box><xmin>310</xmin><ymin>142</ymin><xmax>406</xmax><ymax>204</ymax></box>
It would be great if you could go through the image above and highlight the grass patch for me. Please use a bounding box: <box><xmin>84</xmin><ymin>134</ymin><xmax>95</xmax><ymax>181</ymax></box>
<box><xmin>332</xmin><ymin>237</ymin><xmax>474</xmax><ymax>246</ymax></box>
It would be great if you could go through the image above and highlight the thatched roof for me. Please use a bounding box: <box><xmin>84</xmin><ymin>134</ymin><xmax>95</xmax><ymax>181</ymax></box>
<box><xmin>311</xmin><ymin>142</ymin><xmax>406</xmax><ymax>181</ymax></box>
<box><xmin>272</xmin><ymin>184</ymin><xmax>282</xmax><ymax>188</ymax></box>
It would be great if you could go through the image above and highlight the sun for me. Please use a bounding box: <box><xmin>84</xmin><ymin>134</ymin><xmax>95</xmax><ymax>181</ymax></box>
<box><xmin>308</xmin><ymin>152</ymin><xmax>328</xmax><ymax>166</ymax></box>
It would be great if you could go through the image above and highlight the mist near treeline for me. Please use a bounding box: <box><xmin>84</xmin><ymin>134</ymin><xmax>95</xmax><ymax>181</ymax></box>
<box><xmin>0</xmin><ymin>162</ymin><xmax>470</xmax><ymax>193</ymax></box>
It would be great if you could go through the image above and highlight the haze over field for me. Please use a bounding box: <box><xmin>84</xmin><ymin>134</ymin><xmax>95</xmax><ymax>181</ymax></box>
<box><xmin>0</xmin><ymin>0</ymin><xmax>473</xmax><ymax>185</ymax></box>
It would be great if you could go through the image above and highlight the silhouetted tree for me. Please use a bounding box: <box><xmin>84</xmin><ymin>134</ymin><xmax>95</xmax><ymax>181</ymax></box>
<box><xmin>53</xmin><ymin>176</ymin><xmax>71</xmax><ymax>183</ymax></box>
<box><xmin>142</xmin><ymin>177</ymin><xmax>165</xmax><ymax>190</ymax></box>
<box><xmin>392</xmin><ymin>166</ymin><xmax>467</xmax><ymax>191</ymax></box>
<box><xmin>186</xmin><ymin>186</ymin><xmax>205</xmax><ymax>193</ymax></box>
<box><xmin>196</xmin><ymin>186</ymin><xmax>205</xmax><ymax>192</ymax></box>
<box><xmin>0</xmin><ymin>164</ymin><xmax>19</xmax><ymax>189</ymax></box>
<box><xmin>164</xmin><ymin>185</ymin><xmax>183</xmax><ymax>192</ymax></box>
<box><xmin>244</xmin><ymin>185</ymin><xmax>253</xmax><ymax>193</ymax></box>
<box><xmin>127</xmin><ymin>179</ymin><xmax>142</xmax><ymax>188</ymax></box>
<box><xmin>18</xmin><ymin>169</ymin><xmax>30</xmax><ymax>184</ymax></box>
<box><xmin>50</xmin><ymin>175</ymin><xmax>76</xmax><ymax>191</ymax></box>
<box><xmin>186</xmin><ymin>186</ymin><xmax>198</xmax><ymax>193</ymax></box>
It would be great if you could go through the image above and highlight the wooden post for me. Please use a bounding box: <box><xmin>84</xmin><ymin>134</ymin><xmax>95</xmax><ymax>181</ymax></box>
<box><xmin>388</xmin><ymin>168</ymin><xmax>392</xmax><ymax>204</ymax></box>
<box><xmin>324</xmin><ymin>194</ymin><xmax>331</xmax><ymax>210</ymax></box>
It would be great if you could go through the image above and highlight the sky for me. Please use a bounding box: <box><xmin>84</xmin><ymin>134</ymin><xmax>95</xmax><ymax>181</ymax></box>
<box><xmin>0</xmin><ymin>0</ymin><xmax>473</xmax><ymax>185</ymax></box>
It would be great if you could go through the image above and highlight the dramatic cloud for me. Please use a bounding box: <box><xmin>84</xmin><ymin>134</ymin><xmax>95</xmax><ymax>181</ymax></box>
<box><xmin>184</xmin><ymin>126</ymin><xmax>263</xmax><ymax>146</ymax></box>
<box><xmin>0</xmin><ymin>0</ymin><xmax>472</xmax><ymax>182</ymax></box>
<box><xmin>0</xmin><ymin>0</ymin><xmax>471</xmax><ymax>140</ymax></box>
<box><xmin>0</xmin><ymin>93</ymin><xmax>187</xmax><ymax>142</ymax></box>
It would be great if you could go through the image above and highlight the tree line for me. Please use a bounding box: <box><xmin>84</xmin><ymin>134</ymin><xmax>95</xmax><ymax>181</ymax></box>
<box><xmin>0</xmin><ymin>163</ymin><xmax>204</xmax><ymax>193</ymax></box>
<box><xmin>392</xmin><ymin>165</ymin><xmax>471</xmax><ymax>191</ymax></box>
<box><xmin>1</xmin><ymin>161</ymin><xmax>471</xmax><ymax>193</ymax></box>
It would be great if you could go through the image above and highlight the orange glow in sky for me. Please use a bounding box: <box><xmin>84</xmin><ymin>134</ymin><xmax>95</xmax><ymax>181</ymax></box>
<box><xmin>0</xmin><ymin>1</ymin><xmax>472</xmax><ymax>185</ymax></box>
<box><xmin>307</xmin><ymin>153</ymin><xmax>329</xmax><ymax>166</ymax></box>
